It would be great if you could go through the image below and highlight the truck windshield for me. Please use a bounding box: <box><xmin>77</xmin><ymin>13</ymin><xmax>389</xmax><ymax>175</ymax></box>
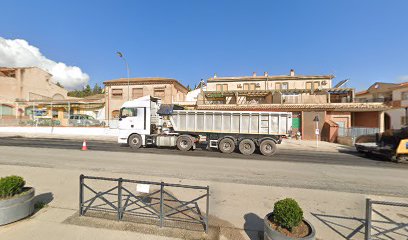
<box><xmin>120</xmin><ymin>108</ymin><xmax>137</xmax><ymax>118</ymax></box>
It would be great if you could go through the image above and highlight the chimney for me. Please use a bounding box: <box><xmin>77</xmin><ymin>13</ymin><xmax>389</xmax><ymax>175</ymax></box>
<box><xmin>290</xmin><ymin>69</ymin><xmax>295</xmax><ymax>76</ymax></box>
<box><xmin>214</xmin><ymin>73</ymin><xmax>217</xmax><ymax>78</ymax></box>
<box><xmin>264</xmin><ymin>72</ymin><xmax>268</xmax><ymax>77</ymax></box>
<box><xmin>252</xmin><ymin>72</ymin><xmax>257</xmax><ymax>77</ymax></box>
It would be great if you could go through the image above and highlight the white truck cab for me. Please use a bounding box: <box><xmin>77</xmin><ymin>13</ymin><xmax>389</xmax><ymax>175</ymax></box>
<box><xmin>118</xmin><ymin>95</ymin><xmax>160</xmax><ymax>146</ymax></box>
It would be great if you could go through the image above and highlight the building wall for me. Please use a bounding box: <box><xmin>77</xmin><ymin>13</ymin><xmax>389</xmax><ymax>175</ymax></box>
<box><xmin>105</xmin><ymin>83</ymin><xmax>187</xmax><ymax>120</ymax></box>
<box><xmin>386</xmin><ymin>108</ymin><xmax>405</xmax><ymax>129</ymax></box>
<box><xmin>302</xmin><ymin>111</ymin><xmax>326</xmax><ymax>140</ymax></box>
<box><xmin>0</xmin><ymin>68</ymin><xmax>68</xmax><ymax>101</ymax></box>
<box><xmin>326</xmin><ymin>111</ymin><xmax>351</xmax><ymax>128</ymax></box>
<box><xmin>352</xmin><ymin>112</ymin><xmax>380</xmax><ymax>128</ymax></box>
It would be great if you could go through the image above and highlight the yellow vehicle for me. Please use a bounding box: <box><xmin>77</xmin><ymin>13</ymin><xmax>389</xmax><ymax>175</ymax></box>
<box><xmin>355</xmin><ymin>128</ymin><xmax>408</xmax><ymax>163</ymax></box>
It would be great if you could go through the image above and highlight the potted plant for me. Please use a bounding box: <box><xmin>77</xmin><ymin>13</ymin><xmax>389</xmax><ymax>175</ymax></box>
<box><xmin>264</xmin><ymin>198</ymin><xmax>315</xmax><ymax>240</ymax></box>
<box><xmin>0</xmin><ymin>176</ymin><xmax>35</xmax><ymax>225</ymax></box>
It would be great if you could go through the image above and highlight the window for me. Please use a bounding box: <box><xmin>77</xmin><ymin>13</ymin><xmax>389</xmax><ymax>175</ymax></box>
<box><xmin>306</xmin><ymin>82</ymin><xmax>312</xmax><ymax>90</ymax></box>
<box><xmin>243</xmin><ymin>83</ymin><xmax>256</xmax><ymax>90</ymax></box>
<box><xmin>275</xmin><ymin>83</ymin><xmax>281</xmax><ymax>90</ymax></box>
<box><xmin>216</xmin><ymin>84</ymin><xmax>228</xmax><ymax>91</ymax></box>
<box><xmin>154</xmin><ymin>88</ymin><xmax>165</xmax><ymax>98</ymax></box>
<box><xmin>313</xmin><ymin>81</ymin><xmax>320</xmax><ymax>90</ymax></box>
<box><xmin>132</xmin><ymin>88</ymin><xmax>143</xmax><ymax>99</ymax></box>
<box><xmin>120</xmin><ymin>107</ymin><xmax>138</xmax><ymax>118</ymax></box>
<box><xmin>401</xmin><ymin>116</ymin><xmax>407</xmax><ymax>125</ymax></box>
<box><xmin>112</xmin><ymin>89</ymin><xmax>123</xmax><ymax>98</ymax></box>
<box><xmin>402</xmin><ymin>92</ymin><xmax>408</xmax><ymax>100</ymax></box>
<box><xmin>282</xmin><ymin>82</ymin><xmax>288</xmax><ymax>90</ymax></box>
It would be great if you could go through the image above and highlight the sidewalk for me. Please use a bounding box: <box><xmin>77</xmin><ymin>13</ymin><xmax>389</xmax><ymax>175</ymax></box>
<box><xmin>280</xmin><ymin>138</ymin><xmax>355</xmax><ymax>153</ymax></box>
<box><xmin>0</xmin><ymin>164</ymin><xmax>406</xmax><ymax>240</ymax></box>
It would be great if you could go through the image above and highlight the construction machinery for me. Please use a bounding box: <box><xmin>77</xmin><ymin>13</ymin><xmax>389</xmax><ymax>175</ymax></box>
<box><xmin>355</xmin><ymin>127</ymin><xmax>408</xmax><ymax>163</ymax></box>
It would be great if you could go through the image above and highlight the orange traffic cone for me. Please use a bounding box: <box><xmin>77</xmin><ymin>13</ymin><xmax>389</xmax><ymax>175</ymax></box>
<box><xmin>82</xmin><ymin>139</ymin><xmax>88</xmax><ymax>151</ymax></box>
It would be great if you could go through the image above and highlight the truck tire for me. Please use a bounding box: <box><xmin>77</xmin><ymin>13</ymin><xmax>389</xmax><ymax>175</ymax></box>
<box><xmin>176</xmin><ymin>135</ymin><xmax>193</xmax><ymax>151</ymax></box>
<box><xmin>219</xmin><ymin>138</ymin><xmax>235</xmax><ymax>154</ymax></box>
<box><xmin>239</xmin><ymin>139</ymin><xmax>255</xmax><ymax>155</ymax></box>
<box><xmin>128</xmin><ymin>134</ymin><xmax>142</xmax><ymax>149</ymax></box>
<box><xmin>260</xmin><ymin>139</ymin><xmax>277</xmax><ymax>156</ymax></box>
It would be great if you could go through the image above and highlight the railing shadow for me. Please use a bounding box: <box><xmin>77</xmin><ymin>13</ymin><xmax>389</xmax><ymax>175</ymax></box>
<box><xmin>312</xmin><ymin>210</ymin><xmax>408</xmax><ymax>240</ymax></box>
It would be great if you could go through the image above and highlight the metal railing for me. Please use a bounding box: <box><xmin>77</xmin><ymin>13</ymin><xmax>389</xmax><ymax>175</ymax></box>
<box><xmin>365</xmin><ymin>198</ymin><xmax>408</xmax><ymax>240</ymax></box>
<box><xmin>79</xmin><ymin>175</ymin><xmax>210</xmax><ymax>233</ymax></box>
<box><xmin>338</xmin><ymin>127</ymin><xmax>380</xmax><ymax>138</ymax></box>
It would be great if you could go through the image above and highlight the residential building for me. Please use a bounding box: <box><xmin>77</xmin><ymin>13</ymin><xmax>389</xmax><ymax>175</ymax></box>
<box><xmin>197</xmin><ymin>70</ymin><xmax>388</xmax><ymax>141</ymax></box>
<box><xmin>103</xmin><ymin>77</ymin><xmax>188</xmax><ymax>121</ymax></box>
<box><xmin>0</xmin><ymin>67</ymin><xmax>68</xmax><ymax>119</ymax></box>
<box><xmin>0</xmin><ymin>67</ymin><xmax>106</xmax><ymax>126</ymax></box>
<box><xmin>356</xmin><ymin>82</ymin><xmax>408</xmax><ymax>130</ymax></box>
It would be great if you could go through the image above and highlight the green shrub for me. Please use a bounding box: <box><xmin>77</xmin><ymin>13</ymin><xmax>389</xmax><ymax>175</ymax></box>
<box><xmin>273</xmin><ymin>198</ymin><xmax>303</xmax><ymax>231</ymax></box>
<box><xmin>0</xmin><ymin>176</ymin><xmax>26</xmax><ymax>198</ymax></box>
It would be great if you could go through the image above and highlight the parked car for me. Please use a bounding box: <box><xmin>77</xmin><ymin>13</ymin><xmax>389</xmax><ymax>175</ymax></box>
<box><xmin>69</xmin><ymin>114</ymin><xmax>104</xmax><ymax>127</ymax></box>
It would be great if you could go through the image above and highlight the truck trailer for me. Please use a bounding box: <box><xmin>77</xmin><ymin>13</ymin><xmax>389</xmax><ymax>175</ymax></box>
<box><xmin>118</xmin><ymin>96</ymin><xmax>292</xmax><ymax>156</ymax></box>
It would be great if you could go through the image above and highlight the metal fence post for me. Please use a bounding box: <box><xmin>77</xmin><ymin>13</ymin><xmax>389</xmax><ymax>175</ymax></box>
<box><xmin>205</xmin><ymin>186</ymin><xmax>209</xmax><ymax>234</ymax></box>
<box><xmin>160</xmin><ymin>182</ymin><xmax>164</xmax><ymax>228</ymax></box>
<box><xmin>118</xmin><ymin>178</ymin><xmax>123</xmax><ymax>221</ymax></box>
<box><xmin>365</xmin><ymin>198</ymin><xmax>372</xmax><ymax>240</ymax></box>
<box><xmin>79</xmin><ymin>174</ymin><xmax>84</xmax><ymax>216</ymax></box>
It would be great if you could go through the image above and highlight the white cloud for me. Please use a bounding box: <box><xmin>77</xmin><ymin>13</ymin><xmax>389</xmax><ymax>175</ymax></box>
<box><xmin>0</xmin><ymin>37</ymin><xmax>89</xmax><ymax>90</ymax></box>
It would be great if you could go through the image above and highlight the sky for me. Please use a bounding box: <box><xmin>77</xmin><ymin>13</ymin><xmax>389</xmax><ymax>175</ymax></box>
<box><xmin>0</xmin><ymin>0</ymin><xmax>407</xmax><ymax>91</ymax></box>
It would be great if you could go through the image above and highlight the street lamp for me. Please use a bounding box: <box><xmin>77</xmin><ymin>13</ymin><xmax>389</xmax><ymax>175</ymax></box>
<box><xmin>116</xmin><ymin>51</ymin><xmax>131</xmax><ymax>101</ymax></box>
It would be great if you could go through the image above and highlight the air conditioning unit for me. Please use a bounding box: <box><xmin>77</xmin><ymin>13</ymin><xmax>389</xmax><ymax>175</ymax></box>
<box><xmin>256</xmin><ymin>83</ymin><xmax>261</xmax><ymax>87</ymax></box>
<box><xmin>237</xmin><ymin>84</ymin><xmax>242</xmax><ymax>88</ymax></box>
<box><xmin>322</xmin><ymin>81</ymin><xmax>327</xmax><ymax>85</ymax></box>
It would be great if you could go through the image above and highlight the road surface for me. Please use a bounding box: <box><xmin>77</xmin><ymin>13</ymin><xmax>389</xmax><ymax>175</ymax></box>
<box><xmin>0</xmin><ymin>136</ymin><xmax>407</xmax><ymax>197</ymax></box>
<box><xmin>0</xmin><ymin>136</ymin><xmax>405</xmax><ymax>168</ymax></box>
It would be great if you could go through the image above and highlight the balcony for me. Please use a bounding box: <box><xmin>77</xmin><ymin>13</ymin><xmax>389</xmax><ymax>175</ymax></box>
<box><xmin>354</xmin><ymin>97</ymin><xmax>392</xmax><ymax>103</ymax></box>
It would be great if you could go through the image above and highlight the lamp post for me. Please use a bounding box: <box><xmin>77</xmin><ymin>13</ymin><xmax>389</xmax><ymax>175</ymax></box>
<box><xmin>116</xmin><ymin>51</ymin><xmax>131</xmax><ymax>101</ymax></box>
<box><xmin>313</xmin><ymin>115</ymin><xmax>320</xmax><ymax>148</ymax></box>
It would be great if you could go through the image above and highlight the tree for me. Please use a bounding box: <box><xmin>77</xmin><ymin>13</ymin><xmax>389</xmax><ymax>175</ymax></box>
<box><xmin>67</xmin><ymin>83</ymin><xmax>103</xmax><ymax>98</ymax></box>
<box><xmin>84</xmin><ymin>84</ymin><xmax>92</xmax><ymax>96</ymax></box>
<box><xmin>56</xmin><ymin>82</ymin><xmax>64</xmax><ymax>88</ymax></box>
<box><xmin>186</xmin><ymin>85</ymin><xmax>192</xmax><ymax>91</ymax></box>
<box><xmin>92</xmin><ymin>83</ymin><xmax>102</xmax><ymax>94</ymax></box>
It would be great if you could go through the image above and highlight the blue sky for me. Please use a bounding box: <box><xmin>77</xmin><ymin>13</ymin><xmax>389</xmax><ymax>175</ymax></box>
<box><xmin>1</xmin><ymin>0</ymin><xmax>407</xmax><ymax>91</ymax></box>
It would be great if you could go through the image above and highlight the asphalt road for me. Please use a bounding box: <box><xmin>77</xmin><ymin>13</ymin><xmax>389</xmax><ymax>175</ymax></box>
<box><xmin>0</xmin><ymin>136</ymin><xmax>407</xmax><ymax>197</ymax></box>
<box><xmin>0</xmin><ymin>136</ymin><xmax>406</xmax><ymax>169</ymax></box>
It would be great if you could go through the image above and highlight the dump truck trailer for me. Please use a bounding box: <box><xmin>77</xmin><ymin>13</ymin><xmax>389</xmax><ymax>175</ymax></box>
<box><xmin>355</xmin><ymin>128</ymin><xmax>408</xmax><ymax>163</ymax></box>
<box><xmin>118</xmin><ymin>96</ymin><xmax>292</xmax><ymax>156</ymax></box>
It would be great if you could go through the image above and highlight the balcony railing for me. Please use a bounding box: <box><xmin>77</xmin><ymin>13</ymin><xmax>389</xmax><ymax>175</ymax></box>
<box><xmin>355</xmin><ymin>97</ymin><xmax>392</xmax><ymax>103</ymax></box>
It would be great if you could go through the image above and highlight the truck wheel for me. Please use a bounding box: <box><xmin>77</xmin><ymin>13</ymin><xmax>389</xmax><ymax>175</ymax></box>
<box><xmin>176</xmin><ymin>135</ymin><xmax>193</xmax><ymax>151</ymax></box>
<box><xmin>239</xmin><ymin>139</ymin><xmax>255</xmax><ymax>155</ymax></box>
<box><xmin>219</xmin><ymin>138</ymin><xmax>235</xmax><ymax>154</ymax></box>
<box><xmin>260</xmin><ymin>140</ymin><xmax>277</xmax><ymax>156</ymax></box>
<box><xmin>128</xmin><ymin>134</ymin><xmax>142</xmax><ymax>149</ymax></box>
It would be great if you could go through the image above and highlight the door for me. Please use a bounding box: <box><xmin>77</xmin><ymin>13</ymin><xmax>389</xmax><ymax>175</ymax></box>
<box><xmin>119</xmin><ymin>107</ymin><xmax>146</xmax><ymax>131</ymax></box>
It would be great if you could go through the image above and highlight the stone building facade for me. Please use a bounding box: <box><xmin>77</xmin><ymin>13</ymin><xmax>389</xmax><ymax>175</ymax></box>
<box><xmin>103</xmin><ymin>77</ymin><xmax>188</xmax><ymax>120</ymax></box>
<box><xmin>0</xmin><ymin>67</ymin><xmax>68</xmax><ymax>118</ymax></box>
